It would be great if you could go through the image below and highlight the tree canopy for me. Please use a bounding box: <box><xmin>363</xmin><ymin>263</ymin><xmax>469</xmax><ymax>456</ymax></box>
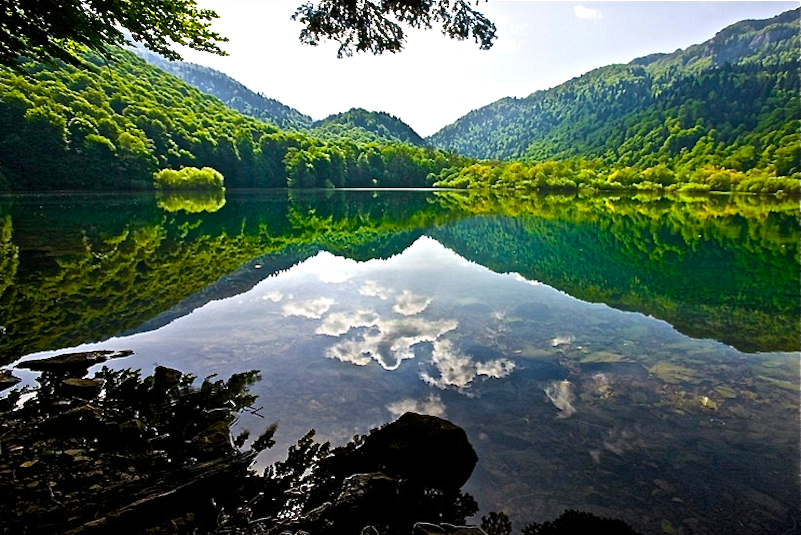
<box><xmin>0</xmin><ymin>0</ymin><xmax>496</xmax><ymax>68</ymax></box>
<box><xmin>0</xmin><ymin>0</ymin><xmax>228</xmax><ymax>67</ymax></box>
<box><xmin>293</xmin><ymin>0</ymin><xmax>496</xmax><ymax>57</ymax></box>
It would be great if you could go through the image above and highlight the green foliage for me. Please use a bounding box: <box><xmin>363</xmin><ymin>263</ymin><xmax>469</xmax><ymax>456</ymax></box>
<box><xmin>431</xmin><ymin>190</ymin><xmax>800</xmax><ymax>353</ymax></box>
<box><xmin>429</xmin><ymin>8</ymin><xmax>800</xmax><ymax>187</ymax></box>
<box><xmin>0</xmin><ymin>47</ymin><xmax>461</xmax><ymax>191</ymax></box>
<box><xmin>293</xmin><ymin>0</ymin><xmax>496</xmax><ymax>57</ymax></box>
<box><xmin>156</xmin><ymin>189</ymin><xmax>227</xmax><ymax>213</ymax></box>
<box><xmin>154</xmin><ymin>166</ymin><xmax>224</xmax><ymax>190</ymax></box>
<box><xmin>0</xmin><ymin>0</ymin><xmax>227</xmax><ymax>68</ymax></box>
<box><xmin>312</xmin><ymin>108</ymin><xmax>427</xmax><ymax>146</ymax></box>
<box><xmin>0</xmin><ymin>191</ymin><xmax>457</xmax><ymax>362</ymax></box>
<box><xmin>433</xmin><ymin>159</ymin><xmax>801</xmax><ymax>195</ymax></box>
<box><xmin>133</xmin><ymin>48</ymin><xmax>314</xmax><ymax>131</ymax></box>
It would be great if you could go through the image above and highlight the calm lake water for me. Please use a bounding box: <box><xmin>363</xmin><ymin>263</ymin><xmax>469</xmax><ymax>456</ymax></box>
<box><xmin>1</xmin><ymin>189</ymin><xmax>799</xmax><ymax>534</ymax></box>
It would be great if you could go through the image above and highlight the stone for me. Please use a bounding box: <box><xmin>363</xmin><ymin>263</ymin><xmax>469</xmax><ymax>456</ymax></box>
<box><xmin>355</xmin><ymin>412</ymin><xmax>478</xmax><ymax>490</ymax></box>
<box><xmin>17</xmin><ymin>350</ymin><xmax>132</xmax><ymax>373</ymax></box>
<box><xmin>0</xmin><ymin>370</ymin><xmax>20</xmax><ymax>391</ymax></box>
<box><xmin>154</xmin><ymin>366</ymin><xmax>182</xmax><ymax>390</ymax></box>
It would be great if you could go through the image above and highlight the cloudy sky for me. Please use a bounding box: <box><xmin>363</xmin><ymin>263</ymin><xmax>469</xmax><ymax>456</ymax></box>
<box><xmin>175</xmin><ymin>1</ymin><xmax>797</xmax><ymax>137</ymax></box>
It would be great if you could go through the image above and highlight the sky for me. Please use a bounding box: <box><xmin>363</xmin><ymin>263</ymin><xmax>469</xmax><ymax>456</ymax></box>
<box><xmin>175</xmin><ymin>1</ymin><xmax>798</xmax><ymax>137</ymax></box>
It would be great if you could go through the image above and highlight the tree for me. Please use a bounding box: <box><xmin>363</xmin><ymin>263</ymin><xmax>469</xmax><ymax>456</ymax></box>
<box><xmin>0</xmin><ymin>0</ymin><xmax>496</xmax><ymax>69</ymax></box>
<box><xmin>0</xmin><ymin>0</ymin><xmax>228</xmax><ymax>67</ymax></box>
<box><xmin>293</xmin><ymin>0</ymin><xmax>497</xmax><ymax>57</ymax></box>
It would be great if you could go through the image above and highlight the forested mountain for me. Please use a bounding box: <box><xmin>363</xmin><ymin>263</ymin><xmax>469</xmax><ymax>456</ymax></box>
<box><xmin>311</xmin><ymin>108</ymin><xmax>427</xmax><ymax>146</ymax></box>
<box><xmin>428</xmin><ymin>8</ymin><xmax>800</xmax><ymax>177</ymax></box>
<box><xmin>0</xmin><ymin>48</ymin><xmax>461</xmax><ymax>191</ymax></box>
<box><xmin>132</xmin><ymin>48</ymin><xmax>314</xmax><ymax>131</ymax></box>
<box><xmin>134</xmin><ymin>49</ymin><xmax>426</xmax><ymax>148</ymax></box>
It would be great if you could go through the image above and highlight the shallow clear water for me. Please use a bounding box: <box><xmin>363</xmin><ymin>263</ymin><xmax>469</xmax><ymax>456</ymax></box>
<box><xmin>2</xmin><ymin>190</ymin><xmax>799</xmax><ymax>534</ymax></box>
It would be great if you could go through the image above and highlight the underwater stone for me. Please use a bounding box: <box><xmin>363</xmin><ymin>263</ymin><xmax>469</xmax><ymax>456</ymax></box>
<box><xmin>352</xmin><ymin>412</ymin><xmax>478</xmax><ymax>490</ymax></box>
<box><xmin>154</xmin><ymin>366</ymin><xmax>182</xmax><ymax>389</ymax></box>
<box><xmin>0</xmin><ymin>370</ymin><xmax>20</xmax><ymax>391</ymax></box>
<box><xmin>17</xmin><ymin>350</ymin><xmax>132</xmax><ymax>373</ymax></box>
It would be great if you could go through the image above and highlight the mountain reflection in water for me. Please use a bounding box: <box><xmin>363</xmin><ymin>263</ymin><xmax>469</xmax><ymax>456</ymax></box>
<box><xmin>19</xmin><ymin>234</ymin><xmax>800</xmax><ymax>535</ymax></box>
<box><xmin>3</xmin><ymin>190</ymin><xmax>799</xmax><ymax>535</ymax></box>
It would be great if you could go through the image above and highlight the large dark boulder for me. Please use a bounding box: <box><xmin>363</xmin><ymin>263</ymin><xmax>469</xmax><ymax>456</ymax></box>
<box><xmin>353</xmin><ymin>412</ymin><xmax>478</xmax><ymax>491</ymax></box>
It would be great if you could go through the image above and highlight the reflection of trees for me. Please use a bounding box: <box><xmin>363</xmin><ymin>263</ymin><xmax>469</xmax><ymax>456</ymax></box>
<box><xmin>0</xmin><ymin>191</ymin><xmax>453</xmax><ymax>364</ymax></box>
<box><xmin>156</xmin><ymin>189</ymin><xmax>226</xmax><ymax>213</ymax></box>
<box><xmin>2</xmin><ymin>190</ymin><xmax>797</xmax><ymax>364</ymax></box>
<box><xmin>431</xmin><ymin>191</ymin><xmax>800</xmax><ymax>352</ymax></box>
<box><xmin>0</xmin><ymin>216</ymin><xmax>17</xmax><ymax>303</ymax></box>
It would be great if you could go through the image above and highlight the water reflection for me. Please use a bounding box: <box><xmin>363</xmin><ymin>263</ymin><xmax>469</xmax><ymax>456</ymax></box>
<box><xmin>16</xmin><ymin>232</ymin><xmax>798</xmax><ymax>534</ymax></box>
<box><xmin>2</xmin><ymin>190</ymin><xmax>799</xmax><ymax>534</ymax></box>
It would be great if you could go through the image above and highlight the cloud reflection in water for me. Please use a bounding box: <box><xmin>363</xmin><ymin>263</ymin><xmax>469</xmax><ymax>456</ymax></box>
<box><xmin>421</xmin><ymin>339</ymin><xmax>515</xmax><ymax>391</ymax></box>
<box><xmin>387</xmin><ymin>394</ymin><xmax>447</xmax><ymax>418</ymax></box>
<box><xmin>323</xmin><ymin>315</ymin><xmax>458</xmax><ymax>371</ymax></box>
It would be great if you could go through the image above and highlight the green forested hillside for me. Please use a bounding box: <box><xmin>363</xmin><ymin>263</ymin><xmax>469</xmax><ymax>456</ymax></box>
<box><xmin>132</xmin><ymin>48</ymin><xmax>314</xmax><ymax>130</ymax></box>
<box><xmin>0</xmin><ymin>48</ymin><xmax>461</xmax><ymax>191</ymax></box>
<box><xmin>311</xmin><ymin>108</ymin><xmax>427</xmax><ymax>146</ymax></box>
<box><xmin>429</xmin><ymin>8</ymin><xmax>800</xmax><ymax>179</ymax></box>
<box><xmin>135</xmin><ymin>52</ymin><xmax>426</xmax><ymax>147</ymax></box>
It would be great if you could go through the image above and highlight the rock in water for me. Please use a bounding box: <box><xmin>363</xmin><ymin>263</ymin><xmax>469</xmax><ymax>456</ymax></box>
<box><xmin>16</xmin><ymin>350</ymin><xmax>132</xmax><ymax>373</ymax></box>
<box><xmin>0</xmin><ymin>370</ymin><xmax>20</xmax><ymax>391</ymax></box>
<box><xmin>356</xmin><ymin>412</ymin><xmax>478</xmax><ymax>490</ymax></box>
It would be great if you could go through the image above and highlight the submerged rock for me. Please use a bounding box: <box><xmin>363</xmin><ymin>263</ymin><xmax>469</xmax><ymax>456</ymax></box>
<box><xmin>0</xmin><ymin>369</ymin><xmax>20</xmax><ymax>391</ymax></box>
<box><xmin>354</xmin><ymin>412</ymin><xmax>478</xmax><ymax>490</ymax></box>
<box><xmin>16</xmin><ymin>350</ymin><xmax>132</xmax><ymax>373</ymax></box>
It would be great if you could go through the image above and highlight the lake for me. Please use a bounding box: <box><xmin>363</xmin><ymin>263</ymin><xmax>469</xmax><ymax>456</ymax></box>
<box><xmin>1</xmin><ymin>189</ymin><xmax>799</xmax><ymax>534</ymax></box>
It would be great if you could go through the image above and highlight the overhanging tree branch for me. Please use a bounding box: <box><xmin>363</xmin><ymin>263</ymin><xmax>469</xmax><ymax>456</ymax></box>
<box><xmin>0</xmin><ymin>0</ymin><xmax>496</xmax><ymax>68</ymax></box>
<box><xmin>293</xmin><ymin>0</ymin><xmax>497</xmax><ymax>57</ymax></box>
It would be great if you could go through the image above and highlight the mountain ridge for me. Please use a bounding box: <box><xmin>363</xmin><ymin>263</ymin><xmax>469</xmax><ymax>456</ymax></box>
<box><xmin>311</xmin><ymin>108</ymin><xmax>427</xmax><ymax>146</ymax></box>
<box><xmin>131</xmin><ymin>47</ymin><xmax>314</xmax><ymax>131</ymax></box>
<box><xmin>427</xmin><ymin>7</ymin><xmax>800</xmax><ymax>171</ymax></box>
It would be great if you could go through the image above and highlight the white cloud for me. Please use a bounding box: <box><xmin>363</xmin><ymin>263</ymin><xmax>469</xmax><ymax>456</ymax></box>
<box><xmin>421</xmin><ymin>340</ymin><xmax>515</xmax><ymax>390</ymax></box>
<box><xmin>359</xmin><ymin>280</ymin><xmax>392</xmax><ymax>300</ymax></box>
<box><xmin>552</xmin><ymin>335</ymin><xmax>574</xmax><ymax>347</ymax></box>
<box><xmin>319</xmin><ymin>271</ymin><xmax>353</xmax><ymax>284</ymax></box>
<box><xmin>282</xmin><ymin>297</ymin><xmax>335</xmax><ymax>319</ymax></box>
<box><xmin>261</xmin><ymin>291</ymin><xmax>284</xmax><ymax>302</ymax></box>
<box><xmin>574</xmin><ymin>5</ymin><xmax>602</xmax><ymax>21</ymax></box>
<box><xmin>387</xmin><ymin>394</ymin><xmax>447</xmax><ymax>419</ymax></box>
<box><xmin>326</xmin><ymin>317</ymin><xmax>458</xmax><ymax>371</ymax></box>
<box><xmin>545</xmin><ymin>380</ymin><xmax>576</xmax><ymax>418</ymax></box>
<box><xmin>393</xmin><ymin>290</ymin><xmax>433</xmax><ymax>316</ymax></box>
<box><xmin>316</xmin><ymin>310</ymin><xmax>381</xmax><ymax>336</ymax></box>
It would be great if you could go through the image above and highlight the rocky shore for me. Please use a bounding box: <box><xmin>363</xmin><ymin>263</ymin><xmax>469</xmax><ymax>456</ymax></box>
<box><xmin>0</xmin><ymin>351</ymin><xmax>640</xmax><ymax>535</ymax></box>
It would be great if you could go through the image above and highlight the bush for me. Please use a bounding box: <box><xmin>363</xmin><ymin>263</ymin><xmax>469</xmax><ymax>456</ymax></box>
<box><xmin>153</xmin><ymin>166</ymin><xmax>224</xmax><ymax>190</ymax></box>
